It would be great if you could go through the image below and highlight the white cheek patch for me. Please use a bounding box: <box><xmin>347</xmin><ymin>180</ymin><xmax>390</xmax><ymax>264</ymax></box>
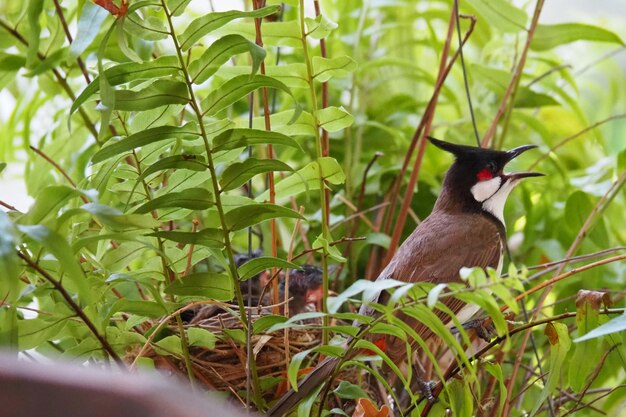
<box><xmin>470</xmin><ymin>177</ymin><xmax>501</xmax><ymax>202</ymax></box>
<box><xmin>482</xmin><ymin>179</ymin><xmax>519</xmax><ymax>224</ymax></box>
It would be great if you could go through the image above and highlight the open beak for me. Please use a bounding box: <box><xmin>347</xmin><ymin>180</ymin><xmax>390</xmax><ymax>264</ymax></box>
<box><xmin>504</xmin><ymin>144</ymin><xmax>544</xmax><ymax>180</ymax></box>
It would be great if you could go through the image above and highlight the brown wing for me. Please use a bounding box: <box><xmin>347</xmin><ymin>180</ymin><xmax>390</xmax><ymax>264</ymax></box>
<box><xmin>378</xmin><ymin>212</ymin><xmax>503</xmax><ymax>362</ymax></box>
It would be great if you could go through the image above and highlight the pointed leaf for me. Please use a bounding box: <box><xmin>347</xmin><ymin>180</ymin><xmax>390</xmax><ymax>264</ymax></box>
<box><xmin>70</xmin><ymin>2</ymin><xmax>110</xmax><ymax>58</ymax></box>
<box><xmin>256</xmin><ymin>157</ymin><xmax>345</xmax><ymax>201</ymax></box>
<box><xmin>187</xmin><ymin>327</ymin><xmax>217</xmax><ymax>349</ymax></box>
<box><xmin>574</xmin><ymin>312</ymin><xmax>626</xmax><ymax>342</ymax></box>
<box><xmin>81</xmin><ymin>203</ymin><xmax>161</xmax><ymax>230</ymax></box>
<box><xmin>72</xmin><ymin>56</ymin><xmax>180</xmax><ymax>114</ymax></box>
<box><xmin>164</xmin><ymin>272</ymin><xmax>233</xmax><ymax>300</ymax></box>
<box><xmin>148</xmin><ymin>228</ymin><xmax>223</xmax><ymax>248</ymax></box>
<box><xmin>134</xmin><ymin>187</ymin><xmax>214</xmax><ymax>214</ymax></box>
<box><xmin>225</xmin><ymin>203</ymin><xmax>305</xmax><ymax>231</ymax></box>
<box><xmin>212</xmin><ymin>128</ymin><xmax>302</xmax><ymax>152</ymax></box>
<box><xmin>532</xmin><ymin>23</ymin><xmax>624</xmax><ymax>51</ymax></box>
<box><xmin>91</xmin><ymin>123</ymin><xmax>198</xmax><ymax>164</ymax></box>
<box><xmin>166</xmin><ymin>0</ymin><xmax>192</xmax><ymax>16</ymax></box>
<box><xmin>201</xmin><ymin>74</ymin><xmax>295</xmax><ymax>117</ymax></box>
<box><xmin>466</xmin><ymin>0</ymin><xmax>527</xmax><ymax>33</ymax></box>
<box><xmin>114</xmin><ymin>80</ymin><xmax>189</xmax><ymax>111</ymax></box>
<box><xmin>312</xmin><ymin>56</ymin><xmax>356</xmax><ymax>82</ymax></box>
<box><xmin>137</xmin><ymin>155</ymin><xmax>207</xmax><ymax>183</ymax></box>
<box><xmin>220</xmin><ymin>158</ymin><xmax>292</xmax><ymax>191</ymax></box>
<box><xmin>189</xmin><ymin>34</ymin><xmax>266</xmax><ymax>84</ymax></box>
<box><xmin>237</xmin><ymin>256</ymin><xmax>300</xmax><ymax>281</ymax></box>
<box><xmin>316</xmin><ymin>106</ymin><xmax>354</xmax><ymax>132</ymax></box>
<box><xmin>304</xmin><ymin>14</ymin><xmax>338</xmax><ymax>40</ymax></box>
<box><xmin>179</xmin><ymin>6</ymin><xmax>280</xmax><ymax>51</ymax></box>
<box><xmin>18</xmin><ymin>225</ymin><xmax>93</xmax><ymax>305</ymax></box>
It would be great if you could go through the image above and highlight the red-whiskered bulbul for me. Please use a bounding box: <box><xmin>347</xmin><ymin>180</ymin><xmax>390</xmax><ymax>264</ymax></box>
<box><xmin>267</xmin><ymin>138</ymin><xmax>543</xmax><ymax>416</ymax></box>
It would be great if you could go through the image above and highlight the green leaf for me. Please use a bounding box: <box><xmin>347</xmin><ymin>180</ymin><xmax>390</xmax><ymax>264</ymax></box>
<box><xmin>312</xmin><ymin>56</ymin><xmax>357</xmax><ymax>82</ymax></box>
<box><xmin>532</xmin><ymin>23</ymin><xmax>625</xmax><ymax>51</ymax></box>
<box><xmin>315</xmin><ymin>106</ymin><xmax>354</xmax><ymax>132</ymax></box>
<box><xmin>26</xmin><ymin>0</ymin><xmax>44</xmax><ymax>68</ymax></box>
<box><xmin>70</xmin><ymin>1</ymin><xmax>110</xmax><ymax>58</ymax></box>
<box><xmin>256</xmin><ymin>157</ymin><xmax>345</xmax><ymax>201</ymax></box>
<box><xmin>25</xmin><ymin>185</ymin><xmax>85</xmax><ymax>225</ymax></box>
<box><xmin>148</xmin><ymin>229</ymin><xmax>223</xmax><ymax>248</ymax></box>
<box><xmin>252</xmin><ymin>315</ymin><xmax>287</xmax><ymax>334</ymax></box>
<box><xmin>72</xmin><ymin>56</ymin><xmax>180</xmax><ymax>114</ymax></box>
<box><xmin>201</xmin><ymin>74</ymin><xmax>295</xmax><ymax>117</ymax></box>
<box><xmin>216</xmin><ymin>20</ymin><xmax>301</xmax><ymax>48</ymax></box>
<box><xmin>466</xmin><ymin>0</ymin><xmax>527</xmax><ymax>33</ymax></box>
<box><xmin>569</xmin><ymin>293</ymin><xmax>605</xmax><ymax>391</ymax></box>
<box><xmin>122</xmin><ymin>12</ymin><xmax>169</xmax><ymax>41</ymax></box>
<box><xmin>574</xmin><ymin>312</ymin><xmax>626</xmax><ymax>343</ymax></box>
<box><xmin>179</xmin><ymin>6</ymin><xmax>280</xmax><ymax>51</ymax></box>
<box><xmin>81</xmin><ymin>203</ymin><xmax>161</xmax><ymax>230</ymax></box>
<box><xmin>134</xmin><ymin>187</ymin><xmax>214</xmax><ymax>214</ymax></box>
<box><xmin>0</xmin><ymin>212</ymin><xmax>20</xmax><ymax>303</ymax></box>
<box><xmin>237</xmin><ymin>256</ymin><xmax>300</xmax><ymax>281</ymax></box>
<box><xmin>108</xmin><ymin>300</ymin><xmax>168</xmax><ymax>318</ymax></box>
<box><xmin>212</xmin><ymin>128</ymin><xmax>302</xmax><ymax>152</ymax></box>
<box><xmin>114</xmin><ymin>80</ymin><xmax>190</xmax><ymax>111</ymax></box>
<box><xmin>18</xmin><ymin>225</ymin><xmax>93</xmax><ymax>305</ymax></box>
<box><xmin>225</xmin><ymin>203</ymin><xmax>305</xmax><ymax>231</ymax></box>
<box><xmin>220</xmin><ymin>158</ymin><xmax>292</xmax><ymax>192</ymax></box>
<box><xmin>136</xmin><ymin>154</ymin><xmax>207</xmax><ymax>183</ymax></box>
<box><xmin>187</xmin><ymin>327</ymin><xmax>217</xmax><ymax>349</ymax></box>
<box><xmin>154</xmin><ymin>335</ymin><xmax>183</xmax><ymax>356</ymax></box>
<box><xmin>25</xmin><ymin>48</ymin><xmax>68</xmax><ymax>77</ymax></box>
<box><xmin>288</xmin><ymin>349</ymin><xmax>313</xmax><ymax>391</ymax></box>
<box><xmin>514</xmin><ymin>89</ymin><xmax>559</xmax><ymax>108</ymax></box>
<box><xmin>333</xmin><ymin>381</ymin><xmax>369</xmax><ymax>400</ymax></box>
<box><xmin>164</xmin><ymin>272</ymin><xmax>233</xmax><ymax>300</ymax></box>
<box><xmin>530</xmin><ymin>323</ymin><xmax>571</xmax><ymax>416</ymax></box>
<box><xmin>167</xmin><ymin>0</ymin><xmax>192</xmax><ymax>16</ymax></box>
<box><xmin>91</xmin><ymin>123</ymin><xmax>198</xmax><ymax>164</ymax></box>
<box><xmin>189</xmin><ymin>34</ymin><xmax>266</xmax><ymax>84</ymax></box>
<box><xmin>448</xmin><ymin>378</ymin><xmax>473</xmax><ymax>417</ymax></box>
<box><xmin>0</xmin><ymin>53</ymin><xmax>25</xmax><ymax>71</ymax></box>
<box><xmin>305</xmin><ymin>14</ymin><xmax>338</xmax><ymax>40</ymax></box>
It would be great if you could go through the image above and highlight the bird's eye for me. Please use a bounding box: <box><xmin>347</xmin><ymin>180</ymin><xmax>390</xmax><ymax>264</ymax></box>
<box><xmin>476</xmin><ymin>167</ymin><xmax>494</xmax><ymax>181</ymax></box>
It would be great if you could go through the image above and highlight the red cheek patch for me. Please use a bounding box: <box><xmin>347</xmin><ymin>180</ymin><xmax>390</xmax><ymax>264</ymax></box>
<box><xmin>477</xmin><ymin>168</ymin><xmax>493</xmax><ymax>181</ymax></box>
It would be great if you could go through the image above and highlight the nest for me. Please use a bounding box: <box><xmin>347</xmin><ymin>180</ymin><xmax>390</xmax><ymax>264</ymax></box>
<box><xmin>127</xmin><ymin>312</ymin><xmax>323</xmax><ymax>395</ymax></box>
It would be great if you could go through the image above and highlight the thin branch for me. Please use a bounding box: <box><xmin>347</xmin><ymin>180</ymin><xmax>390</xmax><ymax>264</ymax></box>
<box><xmin>52</xmin><ymin>0</ymin><xmax>91</xmax><ymax>84</ymax></box>
<box><xmin>528</xmin><ymin>113</ymin><xmax>626</xmax><ymax>170</ymax></box>
<box><xmin>511</xmin><ymin>253</ymin><xmax>626</xmax><ymax>304</ymax></box>
<box><xmin>453</xmin><ymin>1</ymin><xmax>480</xmax><ymax>146</ymax></box>
<box><xmin>383</xmin><ymin>11</ymin><xmax>477</xmax><ymax>266</ymax></box>
<box><xmin>481</xmin><ymin>0</ymin><xmax>545</xmax><ymax>148</ymax></box>
<box><xmin>0</xmin><ymin>199</ymin><xmax>19</xmax><ymax>212</ymax></box>
<box><xmin>17</xmin><ymin>250</ymin><xmax>125</xmax><ymax>368</ymax></box>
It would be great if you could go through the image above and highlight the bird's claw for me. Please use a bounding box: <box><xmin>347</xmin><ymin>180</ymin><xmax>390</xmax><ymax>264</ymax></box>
<box><xmin>418</xmin><ymin>380</ymin><xmax>437</xmax><ymax>403</ymax></box>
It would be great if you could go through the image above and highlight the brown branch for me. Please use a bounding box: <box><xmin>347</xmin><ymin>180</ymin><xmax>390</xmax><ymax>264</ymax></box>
<box><xmin>511</xmin><ymin>254</ymin><xmax>626</xmax><ymax>305</ymax></box>
<box><xmin>0</xmin><ymin>199</ymin><xmax>19</xmax><ymax>212</ymax></box>
<box><xmin>17</xmin><ymin>251</ymin><xmax>125</xmax><ymax>368</ymax></box>
<box><xmin>52</xmin><ymin>0</ymin><xmax>91</xmax><ymax>84</ymax></box>
<box><xmin>481</xmin><ymin>0</ymin><xmax>545</xmax><ymax>148</ymax></box>
<box><xmin>383</xmin><ymin>12</ymin><xmax>477</xmax><ymax>267</ymax></box>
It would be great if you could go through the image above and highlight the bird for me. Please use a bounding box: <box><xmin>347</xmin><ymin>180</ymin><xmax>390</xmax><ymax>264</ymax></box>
<box><xmin>267</xmin><ymin>137</ymin><xmax>543</xmax><ymax>416</ymax></box>
<box><xmin>278</xmin><ymin>265</ymin><xmax>323</xmax><ymax>317</ymax></box>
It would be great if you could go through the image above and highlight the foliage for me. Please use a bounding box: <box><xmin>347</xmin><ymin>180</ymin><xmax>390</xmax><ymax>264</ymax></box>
<box><xmin>0</xmin><ymin>0</ymin><xmax>625</xmax><ymax>416</ymax></box>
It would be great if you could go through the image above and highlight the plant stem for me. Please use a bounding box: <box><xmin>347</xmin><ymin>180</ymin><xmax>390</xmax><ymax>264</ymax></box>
<box><xmin>17</xmin><ymin>251</ymin><xmax>125</xmax><ymax>369</ymax></box>
<box><xmin>160</xmin><ymin>0</ymin><xmax>261</xmax><ymax>403</ymax></box>
<box><xmin>298</xmin><ymin>0</ymin><xmax>331</xmax><ymax>345</ymax></box>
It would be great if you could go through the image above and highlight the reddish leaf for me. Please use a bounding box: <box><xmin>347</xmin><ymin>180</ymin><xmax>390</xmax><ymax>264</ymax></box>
<box><xmin>93</xmin><ymin>0</ymin><xmax>128</xmax><ymax>17</ymax></box>
<box><xmin>352</xmin><ymin>398</ymin><xmax>389</xmax><ymax>417</ymax></box>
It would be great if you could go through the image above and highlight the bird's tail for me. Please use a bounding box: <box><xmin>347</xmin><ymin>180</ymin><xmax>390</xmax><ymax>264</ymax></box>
<box><xmin>267</xmin><ymin>356</ymin><xmax>340</xmax><ymax>417</ymax></box>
